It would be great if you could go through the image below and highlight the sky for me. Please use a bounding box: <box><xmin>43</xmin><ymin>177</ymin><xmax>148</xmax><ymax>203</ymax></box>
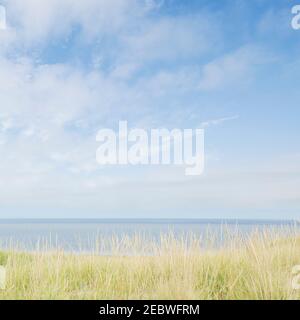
<box><xmin>0</xmin><ymin>0</ymin><xmax>299</xmax><ymax>219</ymax></box>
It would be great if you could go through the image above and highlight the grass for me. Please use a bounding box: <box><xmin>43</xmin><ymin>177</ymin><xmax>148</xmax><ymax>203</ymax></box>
<box><xmin>0</xmin><ymin>230</ymin><xmax>300</xmax><ymax>300</ymax></box>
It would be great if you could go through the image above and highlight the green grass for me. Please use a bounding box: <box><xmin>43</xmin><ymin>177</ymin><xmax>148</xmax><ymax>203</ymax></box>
<box><xmin>0</xmin><ymin>231</ymin><xmax>300</xmax><ymax>300</ymax></box>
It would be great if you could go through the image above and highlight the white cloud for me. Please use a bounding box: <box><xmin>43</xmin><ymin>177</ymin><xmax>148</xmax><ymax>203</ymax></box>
<box><xmin>0</xmin><ymin>5</ymin><xmax>6</xmax><ymax>30</ymax></box>
<box><xmin>6</xmin><ymin>0</ymin><xmax>121</xmax><ymax>38</ymax></box>
<box><xmin>0</xmin><ymin>57</ymin><xmax>110</xmax><ymax>191</ymax></box>
<box><xmin>2</xmin><ymin>0</ymin><xmax>155</xmax><ymax>46</ymax></box>
<box><xmin>110</xmin><ymin>63</ymin><xmax>140</xmax><ymax>80</ymax></box>
<box><xmin>0</xmin><ymin>1</ymin><xmax>298</xmax><ymax>218</ymax></box>
<box><xmin>0</xmin><ymin>53</ymin><xmax>196</xmax><ymax>200</ymax></box>
<box><xmin>121</xmin><ymin>14</ymin><xmax>218</xmax><ymax>64</ymax></box>
<box><xmin>200</xmin><ymin>115</ymin><xmax>239</xmax><ymax>128</ymax></box>
<box><xmin>144</xmin><ymin>0</ymin><xmax>164</xmax><ymax>11</ymax></box>
<box><xmin>198</xmin><ymin>45</ymin><xmax>272</xmax><ymax>90</ymax></box>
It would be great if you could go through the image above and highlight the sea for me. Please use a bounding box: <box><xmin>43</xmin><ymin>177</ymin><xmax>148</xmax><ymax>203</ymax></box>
<box><xmin>0</xmin><ymin>219</ymin><xmax>298</xmax><ymax>254</ymax></box>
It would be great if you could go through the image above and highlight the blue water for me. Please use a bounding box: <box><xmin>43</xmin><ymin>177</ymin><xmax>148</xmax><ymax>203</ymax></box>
<box><xmin>0</xmin><ymin>219</ymin><xmax>298</xmax><ymax>253</ymax></box>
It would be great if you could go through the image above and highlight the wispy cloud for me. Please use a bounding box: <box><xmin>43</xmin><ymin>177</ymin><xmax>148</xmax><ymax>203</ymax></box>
<box><xmin>0</xmin><ymin>1</ymin><xmax>299</xmax><ymax>218</ymax></box>
<box><xmin>200</xmin><ymin>115</ymin><xmax>239</xmax><ymax>128</ymax></box>
<box><xmin>0</xmin><ymin>5</ymin><xmax>6</xmax><ymax>30</ymax></box>
<box><xmin>198</xmin><ymin>45</ymin><xmax>273</xmax><ymax>91</ymax></box>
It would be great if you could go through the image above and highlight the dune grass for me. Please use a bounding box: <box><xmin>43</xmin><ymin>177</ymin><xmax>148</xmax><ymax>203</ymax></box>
<box><xmin>0</xmin><ymin>231</ymin><xmax>300</xmax><ymax>300</ymax></box>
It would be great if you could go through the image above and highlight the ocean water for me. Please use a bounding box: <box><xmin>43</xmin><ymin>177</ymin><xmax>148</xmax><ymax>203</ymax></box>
<box><xmin>0</xmin><ymin>219</ymin><xmax>298</xmax><ymax>253</ymax></box>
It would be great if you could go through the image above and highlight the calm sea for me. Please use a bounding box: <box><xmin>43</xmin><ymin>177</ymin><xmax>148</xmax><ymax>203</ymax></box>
<box><xmin>0</xmin><ymin>219</ymin><xmax>298</xmax><ymax>253</ymax></box>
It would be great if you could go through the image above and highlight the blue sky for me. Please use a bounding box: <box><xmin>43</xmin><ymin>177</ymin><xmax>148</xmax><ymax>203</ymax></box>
<box><xmin>0</xmin><ymin>0</ymin><xmax>299</xmax><ymax>219</ymax></box>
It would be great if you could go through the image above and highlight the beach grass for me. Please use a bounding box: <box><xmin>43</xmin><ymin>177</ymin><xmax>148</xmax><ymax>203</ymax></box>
<box><xmin>0</xmin><ymin>231</ymin><xmax>300</xmax><ymax>300</ymax></box>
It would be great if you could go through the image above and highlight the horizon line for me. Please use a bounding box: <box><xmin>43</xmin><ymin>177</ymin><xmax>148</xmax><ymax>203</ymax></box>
<box><xmin>0</xmin><ymin>218</ymin><xmax>297</xmax><ymax>224</ymax></box>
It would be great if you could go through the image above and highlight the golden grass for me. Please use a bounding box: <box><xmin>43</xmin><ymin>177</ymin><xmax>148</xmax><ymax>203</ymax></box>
<box><xmin>0</xmin><ymin>231</ymin><xmax>300</xmax><ymax>300</ymax></box>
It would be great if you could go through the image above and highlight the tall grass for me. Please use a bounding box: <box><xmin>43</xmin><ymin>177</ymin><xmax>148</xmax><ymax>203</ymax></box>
<box><xmin>0</xmin><ymin>230</ymin><xmax>300</xmax><ymax>300</ymax></box>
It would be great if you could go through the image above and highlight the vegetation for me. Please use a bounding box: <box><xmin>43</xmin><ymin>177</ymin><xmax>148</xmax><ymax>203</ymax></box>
<box><xmin>0</xmin><ymin>231</ymin><xmax>300</xmax><ymax>300</ymax></box>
